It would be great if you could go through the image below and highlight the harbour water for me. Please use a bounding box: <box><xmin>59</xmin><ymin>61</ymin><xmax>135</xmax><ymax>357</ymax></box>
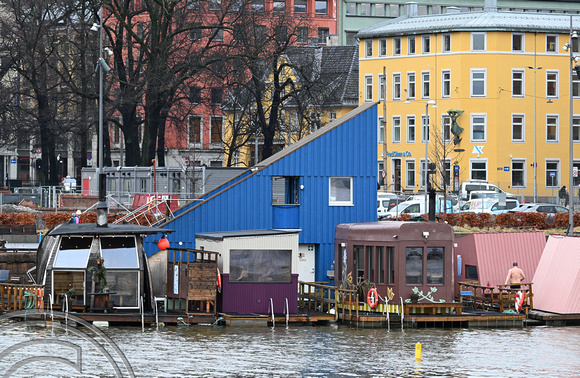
<box><xmin>1</xmin><ymin>314</ymin><xmax>579</xmax><ymax>377</ymax></box>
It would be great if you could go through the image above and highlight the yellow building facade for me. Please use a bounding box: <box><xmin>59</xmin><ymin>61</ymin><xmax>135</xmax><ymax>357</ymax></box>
<box><xmin>358</xmin><ymin>2</ymin><xmax>580</xmax><ymax>201</ymax></box>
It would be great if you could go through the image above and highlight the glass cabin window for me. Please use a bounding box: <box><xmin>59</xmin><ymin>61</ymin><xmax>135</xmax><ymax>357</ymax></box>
<box><xmin>54</xmin><ymin>237</ymin><xmax>93</xmax><ymax>268</ymax></box>
<box><xmin>100</xmin><ymin>236</ymin><xmax>139</xmax><ymax>268</ymax></box>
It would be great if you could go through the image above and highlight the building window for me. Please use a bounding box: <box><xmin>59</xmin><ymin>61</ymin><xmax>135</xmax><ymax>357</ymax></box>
<box><xmin>393</xmin><ymin>37</ymin><xmax>401</xmax><ymax>55</ymax></box>
<box><xmin>346</xmin><ymin>31</ymin><xmax>357</xmax><ymax>45</ymax></box>
<box><xmin>212</xmin><ymin>27</ymin><xmax>223</xmax><ymax>41</ymax></box>
<box><xmin>407</xmin><ymin>72</ymin><xmax>415</xmax><ymax>99</ymax></box>
<box><xmin>546</xmin><ymin>34</ymin><xmax>557</xmax><ymax>53</ymax></box>
<box><xmin>471</xmin><ymin>114</ymin><xmax>486</xmax><ymax>142</ymax></box>
<box><xmin>574</xmin><ymin>116</ymin><xmax>580</xmax><ymax>142</ymax></box>
<box><xmin>407</xmin><ymin>116</ymin><xmax>415</xmax><ymax>143</ymax></box>
<box><xmin>393</xmin><ymin>73</ymin><xmax>401</xmax><ymax>100</ymax></box>
<box><xmin>471</xmin><ymin>32</ymin><xmax>486</xmax><ymax>51</ymax></box>
<box><xmin>189</xmin><ymin>86</ymin><xmax>201</xmax><ymax>104</ymax></box>
<box><xmin>392</xmin><ymin>116</ymin><xmax>401</xmax><ymax>143</ymax></box>
<box><xmin>375</xmin><ymin>4</ymin><xmax>385</xmax><ymax>17</ymax></box>
<box><xmin>470</xmin><ymin>159</ymin><xmax>488</xmax><ymax>181</ymax></box>
<box><xmin>546</xmin><ymin>71</ymin><xmax>558</xmax><ymax>98</ymax></box>
<box><xmin>442</xmin><ymin>34</ymin><xmax>450</xmax><ymax>52</ymax></box>
<box><xmin>546</xmin><ymin>160</ymin><xmax>559</xmax><ymax>188</ymax></box>
<box><xmin>388</xmin><ymin>4</ymin><xmax>399</xmax><ymax>16</ymax></box>
<box><xmin>378</xmin><ymin>117</ymin><xmax>384</xmax><ymax>144</ymax></box>
<box><xmin>365</xmin><ymin>40</ymin><xmax>373</xmax><ymax>57</ymax></box>
<box><xmin>294</xmin><ymin>0</ymin><xmax>306</xmax><ymax>12</ymax></box>
<box><xmin>422</xmin><ymin>35</ymin><xmax>430</xmax><ymax>54</ymax></box>
<box><xmin>188</xmin><ymin>115</ymin><xmax>202</xmax><ymax>144</ymax></box>
<box><xmin>426</xmin><ymin>247</ymin><xmax>444</xmax><ymax>285</ymax></box>
<box><xmin>273</xmin><ymin>0</ymin><xmax>285</xmax><ymax>12</ymax></box>
<box><xmin>329</xmin><ymin>177</ymin><xmax>353</xmax><ymax>206</ymax></box>
<box><xmin>346</xmin><ymin>3</ymin><xmax>356</xmax><ymax>14</ymax></box>
<box><xmin>546</xmin><ymin>115</ymin><xmax>558</xmax><ymax>142</ymax></box>
<box><xmin>440</xmin><ymin>159</ymin><xmax>451</xmax><ymax>187</ymax></box>
<box><xmin>190</xmin><ymin>24</ymin><xmax>202</xmax><ymax>41</ymax></box>
<box><xmin>442</xmin><ymin>70</ymin><xmax>450</xmax><ymax>98</ymax></box>
<box><xmin>360</xmin><ymin>3</ymin><xmax>370</xmax><ymax>15</ymax></box>
<box><xmin>406</xmin><ymin>160</ymin><xmax>415</xmax><ymax>187</ymax></box>
<box><xmin>420</xmin><ymin>158</ymin><xmax>429</xmax><ymax>188</ymax></box>
<box><xmin>209</xmin><ymin>0</ymin><xmax>221</xmax><ymax>10</ymax></box>
<box><xmin>233</xmin><ymin>24</ymin><xmax>246</xmax><ymax>42</ymax></box>
<box><xmin>318</xmin><ymin>28</ymin><xmax>329</xmax><ymax>44</ymax></box>
<box><xmin>252</xmin><ymin>0</ymin><xmax>264</xmax><ymax>11</ymax></box>
<box><xmin>574</xmin><ymin>70</ymin><xmax>580</xmax><ymax>98</ymax></box>
<box><xmin>442</xmin><ymin>115</ymin><xmax>451</xmax><ymax>143</ymax></box>
<box><xmin>210</xmin><ymin>117</ymin><xmax>222</xmax><ymax>143</ymax></box>
<box><xmin>421</xmin><ymin>114</ymin><xmax>430</xmax><ymax>143</ymax></box>
<box><xmin>379</xmin><ymin>38</ymin><xmax>387</xmax><ymax>56</ymax></box>
<box><xmin>408</xmin><ymin>36</ymin><xmax>415</xmax><ymax>55</ymax></box>
<box><xmin>512</xmin><ymin>33</ymin><xmax>524</xmax><ymax>51</ymax></box>
<box><xmin>405</xmin><ymin>247</ymin><xmax>423</xmax><ymax>285</ymax></box>
<box><xmin>297</xmin><ymin>27</ymin><xmax>308</xmax><ymax>44</ymax></box>
<box><xmin>471</xmin><ymin>69</ymin><xmax>486</xmax><ymax>97</ymax></box>
<box><xmin>512</xmin><ymin>159</ymin><xmax>525</xmax><ymax>188</ymax></box>
<box><xmin>512</xmin><ymin>114</ymin><xmax>524</xmax><ymax>142</ymax></box>
<box><xmin>211</xmin><ymin>88</ymin><xmax>222</xmax><ymax>104</ymax></box>
<box><xmin>275</xmin><ymin>26</ymin><xmax>287</xmax><ymax>44</ymax></box>
<box><xmin>315</xmin><ymin>0</ymin><xmax>327</xmax><ymax>14</ymax></box>
<box><xmin>365</xmin><ymin>75</ymin><xmax>373</xmax><ymax>102</ymax></box>
<box><xmin>512</xmin><ymin>70</ymin><xmax>524</xmax><ymax>97</ymax></box>
<box><xmin>329</xmin><ymin>112</ymin><xmax>337</xmax><ymax>121</ymax></box>
<box><xmin>422</xmin><ymin>71</ymin><xmax>430</xmax><ymax>99</ymax></box>
<box><xmin>379</xmin><ymin>74</ymin><xmax>385</xmax><ymax>101</ymax></box>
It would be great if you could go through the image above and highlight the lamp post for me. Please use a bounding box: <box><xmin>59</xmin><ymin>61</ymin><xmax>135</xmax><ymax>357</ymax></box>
<box><xmin>564</xmin><ymin>16</ymin><xmax>578</xmax><ymax>234</ymax></box>
<box><xmin>527</xmin><ymin>61</ymin><xmax>542</xmax><ymax>203</ymax></box>
<box><xmin>91</xmin><ymin>7</ymin><xmax>111</xmax><ymax>227</ymax></box>
<box><xmin>423</xmin><ymin>100</ymin><xmax>437</xmax><ymax>211</ymax></box>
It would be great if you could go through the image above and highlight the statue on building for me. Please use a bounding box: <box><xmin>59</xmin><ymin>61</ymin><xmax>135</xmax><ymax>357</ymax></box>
<box><xmin>447</xmin><ymin>109</ymin><xmax>464</xmax><ymax>145</ymax></box>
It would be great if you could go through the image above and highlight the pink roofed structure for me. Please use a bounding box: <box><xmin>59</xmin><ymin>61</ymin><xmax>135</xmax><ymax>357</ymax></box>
<box><xmin>454</xmin><ymin>232</ymin><xmax>546</xmax><ymax>297</ymax></box>
<box><xmin>533</xmin><ymin>235</ymin><xmax>580</xmax><ymax>314</ymax></box>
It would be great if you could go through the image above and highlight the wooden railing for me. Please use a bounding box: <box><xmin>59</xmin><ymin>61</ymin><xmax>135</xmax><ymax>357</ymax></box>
<box><xmin>458</xmin><ymin>281</ymin><xmax>495</xmax><ymax>310</ymax></box>
<box><xmin>298</xmin><ymin>281</ymin><xmax>358</xmax><ymax>320</ymax></box>
<box><xmin>497</xmin><ymin>283</ymin><xmax>533</xmax><ymax>315</ymax></box>
<box><xmin>0</xmin><ymin>284</ymin><xmax>45</xmax><ymax>312</ymax></box>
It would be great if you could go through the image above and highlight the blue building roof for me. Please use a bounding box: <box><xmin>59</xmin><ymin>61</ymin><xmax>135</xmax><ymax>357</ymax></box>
<box><xmin>144</xmin><ymin>102</ymin><xmax>379</xmax><ymax>282</ymax></box>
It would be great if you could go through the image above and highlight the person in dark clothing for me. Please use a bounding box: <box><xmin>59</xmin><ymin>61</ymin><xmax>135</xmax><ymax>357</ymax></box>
<box><xmin>559</xmin><ymin>186</ymin><xmax>567</xmax><ymax>206</ymax></box>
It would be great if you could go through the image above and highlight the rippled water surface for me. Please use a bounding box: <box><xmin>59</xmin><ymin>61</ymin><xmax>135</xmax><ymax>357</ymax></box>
<box><xmin>1</xmin><ymin>314</ymin><xmax>579</xmax><ymax>377</ymax></box>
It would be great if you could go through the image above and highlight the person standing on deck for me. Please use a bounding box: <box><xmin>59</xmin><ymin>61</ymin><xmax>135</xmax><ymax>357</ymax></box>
<box><xmin>505</xmin><ymin>262</ymin><xmax>525</xmax><ymax>289</ymax></box>
<box><xmin>559</xmin><ymin>186</ymin><xmax>567</xmax><ymax>207</ymax></box>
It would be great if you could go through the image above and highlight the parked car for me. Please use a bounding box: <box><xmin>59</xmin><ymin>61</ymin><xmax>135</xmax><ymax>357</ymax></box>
<box><xmin>468</xmin><ymin>190</ymin><xmax>504</xmax><ymax>200</ymax></box>
<box><xmin>459</xmin><ymin>180</ymin><xmax>516</xmax><ymax>201</ymax></box>
<box><xmin>377</xmin><ymin>197</ymin><xmax>403</xmax><ymax>218</ymax></box>
<box><xmin>509</xmin><ymin>203</ymin><xmax>569</xmax><ymax>215</ymax></box>
<box><xmin>381</xmin><ymin>198</ymin><xmax>455</xmax><ymax>220</ymax></box>
<box><xmin>461</xmin><ymin>198</ymin><xmax>520</xmax><ymax>214</ymax></box>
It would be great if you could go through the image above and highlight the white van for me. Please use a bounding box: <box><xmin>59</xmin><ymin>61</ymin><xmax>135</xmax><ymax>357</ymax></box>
<box><xmin>381</xmin><ymin>198</ymin><xmax>455</xmax><ymax>220</ymax></box>
<box><xmin>461</xmin><ymin>198</ymin><xmax>520</xmax><ymax>214</ymax></box>
<box><xmin>459</xmin><ymin>181</ymin><xmax>516</xmax><ymax>201</ymax></box>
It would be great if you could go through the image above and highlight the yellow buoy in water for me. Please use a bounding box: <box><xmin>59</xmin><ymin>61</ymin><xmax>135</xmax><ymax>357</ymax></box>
<box><xmin>415</xmin><ymin>342</ymin><xmax>422</xmax><ymax>362</ymax></box>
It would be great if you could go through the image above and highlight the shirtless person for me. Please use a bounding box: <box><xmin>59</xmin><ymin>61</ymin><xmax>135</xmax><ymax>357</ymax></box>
<box><xmin>505</xmin><ymin>262</ymin><xmax>526</xmax><ymax>289</ymax></box>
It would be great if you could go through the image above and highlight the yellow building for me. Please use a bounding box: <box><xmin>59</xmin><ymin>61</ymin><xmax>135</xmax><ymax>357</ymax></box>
<box><xmin>358</xmin><ymin>0</ymin><xmax>580</xmax><ymax>202</ymax></box>
<box><xmin>223</xmin><ymin>46</ymin><xmax>359</xmax><ymax>167</ymax></box>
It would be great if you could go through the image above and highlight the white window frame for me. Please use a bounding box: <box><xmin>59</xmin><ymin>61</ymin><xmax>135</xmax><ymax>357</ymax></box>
<box><xmin>407</xmin><ymin>72</ymin><xmax>416</xmax><ymax>100</ymax></box>
<box><xmin>512</xmin><ymin>114</ymin><xmax>525</xmax><ymax>142</ymax></box>
<box><xmin>365</xmin><ymin>39</ymin><xmax>373</xmax><ymax>57</ymax></box>
<box><xmin>329</xmin><ymin>177</ymin><xmax>353</xmax><ymax>206</ymax></box>
<box><xmin>379</xmin><ymin>38</ymin><xmax>387</xmax><ymax>56</ymax></box>
<box><xmin>511</xmin><ymin>158</ymin><xmax>526</xmax><ymax>188</ymax></box>
<box><xmin>378</xmin><ymin>117</ymin><xmax>384</xmax><ymax>144</ymax></box>
<box><xmin>546</xmin><ymin>34</ymin><xmax>557</xmax><ymax>53</ymax></box>
<box><xmin>471</xmin><ymin>32</ymin><xmax>486</xmax><ymax>51</ymax></box>
<box><xmin>209</xmin><ymin>116</ymin><xmax>223</xmax><ymax>144</ymax></box>
<box><xmin>188</xmin><ymin>115</ymin><xmax>203</xmax><ymax>145</ymax></box>
<box><xmin>442</xmin><ymin>69</ymin><xmax>451</xmax><ymax>98</ymax></box>
<box><xmin>440</xmin><ymin>158</ymin><xmax>451</xmax><ymax>188</ymax></box>
<box><xmin>420</xmin><ymin>159</ymin><xmax>428</xmax><ymax>188</ymax></box>
<box><xmin>406</xmin><ymin>159</ymin><xmax>415</xmax><ymax>188</ymax></box>
<box><xmin>408</xmin><ymin>36</ymin><xmax>415</xmax><ymax>55</ymax></box>
<box><xmin>365</xmin><ymin>74</ymin><xmax>373</xmax><ymax>102</ymax></box>
<box><xmin>442</xmin><ymin>33</ymin><xmax>450</xmax><ymax>53</ymax></box>
<box><xmin>573</xmin><ymin>70</ymin><xmax>580</xmax><ymax>98</ymax></box>
<box><xmin>574</xmin><ymin>116</ymin><xmax>580</xmax><ymax>142</ymax></box>
<box><xmin>471</xmin><ymin>113</ymin><xmax>487</xmax><ymax>142</ymax></box>
<box><xmin>407</xmin><ymin>115</ymin><xmax>415</xmax><ymax>143</ymax></box>
<box><xmin>421</xmin><ymin>71</ymin><xmax>430</xmax><ymax>99</ymax></box>
<box><xmin>545</xmin><ymin>159</ymin><xmax>560</xmax><ymax>188</ymax></box>
<box><xmin>393</xmin><ymin>73</ymin><xmax>401</xmax><ymax>100</ymax></box>
<box><xmin>421</xmin><ymin>114</ymin><xmax>430</xmax><ymax>143</ymax></box>
<box><xmin>442</xmin><ymin>115</ymin><xmax>451</xmax><ymax>143</ymax></box>
<box><xmin>393</xmin><ymin>37</ymin><xmax>401</xmax><ymax>55</ymax></box>
<box><xmin>392</xmin><ymin>116</ymin><xmax>401</xmax><ymax>143</ymax></box>
<box><xmin>379</xmin><ymin>73</ymin><xmax>386</xmax><ymax>101</ymax></box>
<box><xmin>512</xmin><ymin>69</ymin><xmax>524</xmax><ymax>97</ymax></box>
<box><xmin>470</xmin><ymin>68</ymin><xmax>486</xmax><ymax>97</ymax></box>
<box><xmin>469</xmin><ymin>158</ymin><xmax>488</xmax><ymax>181</ymax></box>
<box><xmin>422</xmin><ymin>35</ymin><xmax>430</xmax><ymax>54</ymax></box>
<box><xmin>546</xmin><ymin>114</ymin><xmax>559</xmax><ymax>142</ymax></box>
<box><xmin>512</xmin><ymin>33</ymin><xmax>524</xmax><ymax>52</ymax></box>
<box><xmin>546</xmin><ymin>70</ymin><xmax>558</xmax><ymax>98</ymax></box>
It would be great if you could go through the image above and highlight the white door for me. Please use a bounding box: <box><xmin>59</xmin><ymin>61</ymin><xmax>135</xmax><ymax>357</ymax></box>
<box><xmin>297</xmin><ymin>244</ymin><xmax>315</xmax><ymax>282</ymax></box>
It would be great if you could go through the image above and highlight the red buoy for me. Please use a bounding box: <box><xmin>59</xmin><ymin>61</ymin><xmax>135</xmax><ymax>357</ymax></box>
<box><xmin>158</xmin><ymin>236</ymin><xmax>170</xmax><ymax>250</ymax></box>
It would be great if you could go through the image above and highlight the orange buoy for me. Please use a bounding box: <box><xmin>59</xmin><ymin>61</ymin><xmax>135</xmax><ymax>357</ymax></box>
<box><xmin>158</xmin><ymin>236</ymin><xmax>170</xmax><ymax>250</ymax></box>
<box><xmin>217</xmin><ymin>268</ymin><xmax>222</xmax><ymax>292</ymax></box>
<box><xmin>367</xmin><ymin>288</ymin><xmax>379</xmax><ymax>309</ymax></box>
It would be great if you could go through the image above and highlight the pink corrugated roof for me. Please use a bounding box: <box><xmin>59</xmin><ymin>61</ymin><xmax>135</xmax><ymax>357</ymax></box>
<box><xmin>471</xmin><ymin>232</ymin><xmax>546</xmax><ymax>288</ymax></box>
<box><xmin>533</xmin><ymin>235</ymin><xmax>580</xmax><ymax>314</ymax></box>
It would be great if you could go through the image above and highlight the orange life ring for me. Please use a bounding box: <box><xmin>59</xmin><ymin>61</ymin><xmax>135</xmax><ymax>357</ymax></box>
<box><xmin>515</xmin><ymin>291</ymin><xmax>525</xmax><ymax>312</ymax></box>
<box><xmin>216</xmin><ymin>268</ymin><xmax>222</xmax><ymax>292</ymax></box>
<box><xmin>367</xmin><ymin>288</ymin><xmax>379</xmax><ymax>309</ymax></box>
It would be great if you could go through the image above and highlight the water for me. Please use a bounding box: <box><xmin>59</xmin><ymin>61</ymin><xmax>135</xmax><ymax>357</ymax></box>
<box><xmin>1</xmin><ymin>314</ymin><xmax>579</xmax><ymax>377</ymax></box>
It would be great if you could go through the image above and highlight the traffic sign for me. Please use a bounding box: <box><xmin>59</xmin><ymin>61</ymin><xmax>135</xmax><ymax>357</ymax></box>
<box><xmin>381</xmin><ymin>170</ymin><xmax>386</xmax><ymax>179</ymax></box>
<box><xmin>574</xmin><ymin>167</ymin><xmax>578</xmax><ymax>178</ymax></box>
<box><xmin>550</xmin><ymin>172</ymin><xmax>556</xmax><ymax>177</ymax></box>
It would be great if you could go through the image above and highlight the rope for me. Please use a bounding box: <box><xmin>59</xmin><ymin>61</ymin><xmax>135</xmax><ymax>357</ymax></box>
<box><xmin>502</xmin><ymin>309</ymin><xmax>518</xmax><ymax>314</ymax></box>
<box><xmin>176</xmin><ymin>317</ymin><xmax>190</xmax><ymax>326</ymax></box>
<box><xmin>24</xmin><ymin>291</ymin><xmax>35</xmax><ymax>320</ymax></box>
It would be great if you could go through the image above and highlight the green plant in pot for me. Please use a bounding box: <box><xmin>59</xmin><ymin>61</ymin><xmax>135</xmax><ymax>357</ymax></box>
<box><xmin>89</xmin><ymin>258</ymin><xmax>107</xmax><ymax>293</ymax></box>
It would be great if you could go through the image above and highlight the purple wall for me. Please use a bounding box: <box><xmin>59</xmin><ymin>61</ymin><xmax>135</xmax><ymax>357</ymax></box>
<box><xmin>220</xmin><ymin>274</ymin><xmax>298</xmax><ymax>314</ymax></box>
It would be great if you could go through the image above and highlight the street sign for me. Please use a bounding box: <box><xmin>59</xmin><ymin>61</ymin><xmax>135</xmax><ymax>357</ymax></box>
<box><xmin>87</xmin><ymin>154</ymin><xmax>92</xmax><ymax>161</ymax></box>
<box><xmin>574</xmin><ymin>168</ymin><xmax>578</xmax><ymax>178</ymax></box>
<box><xmin>504</xmin><ymin>167</ymin><xmax>509</xmax><ymax>171</ymax></box>
<box><xmin>381</xmin><ymin>170</ymin><xmax>386</xmax><ymax>179</ymax></box>
<box><xmin>550</xmin><ymin>172</ymin><xmax>556</xmax><ymax>177</ymax></box>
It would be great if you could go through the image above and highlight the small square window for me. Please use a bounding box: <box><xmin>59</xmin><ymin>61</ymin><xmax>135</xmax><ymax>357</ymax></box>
<box><xmin>329</xmin><ymin>177</ymin><xmax>353</xmax><ymax>206</ymax></box>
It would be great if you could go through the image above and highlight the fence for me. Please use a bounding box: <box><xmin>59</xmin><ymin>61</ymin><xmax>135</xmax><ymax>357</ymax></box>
<box><xmin>0</xmin><ymin>283</ymin><xmax>45</xmax><ymax>312</ymax></box>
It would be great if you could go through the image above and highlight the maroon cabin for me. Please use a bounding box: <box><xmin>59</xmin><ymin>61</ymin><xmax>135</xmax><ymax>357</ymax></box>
<box><xmin>335</xmin><ymin>221</ymin><xmax>455</xmax><ymax>303</ymax></box>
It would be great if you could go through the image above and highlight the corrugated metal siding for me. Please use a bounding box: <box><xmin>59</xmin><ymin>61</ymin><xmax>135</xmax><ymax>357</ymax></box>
<box><xmin>455</xmin><ymin>232</ymin><xmax>545</xmax><ymax>290</ymax></box>
<box><xmin>144</xmin><ymin>104</ymin><xmax>378</xmax><ymax>283</ymax></box>
<box><xmin>533</xmin><ymin>235</ymin><xmax>580</xmax><ymax>314</ymax></box>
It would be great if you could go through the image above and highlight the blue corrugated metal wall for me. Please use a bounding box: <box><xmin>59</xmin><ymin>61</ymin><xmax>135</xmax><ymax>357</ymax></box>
<box><xmin>144</xmin><ymin>104</ymin><xmax>378</xmax><ymax>282</ymax></box>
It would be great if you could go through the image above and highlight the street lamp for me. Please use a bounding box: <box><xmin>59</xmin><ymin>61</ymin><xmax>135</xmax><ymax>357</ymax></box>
<box><xmin>423</xmin><ymin>100</ymin><xmax>437</xmax><ymax>210</ymax></box>
<box><xmin>91</xmin><ymin>6</ymin><xmax>111</xmax><ymax>227</ymax></box>
<box><xmin>527</xmin><ymin>64</ymin><xmax>542</xmax><ymax>203</ymax></box>
<box><xmin>563</xmin><ymin>15</ymin><xmax>579</xmax><ymax>234</ymax></box>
